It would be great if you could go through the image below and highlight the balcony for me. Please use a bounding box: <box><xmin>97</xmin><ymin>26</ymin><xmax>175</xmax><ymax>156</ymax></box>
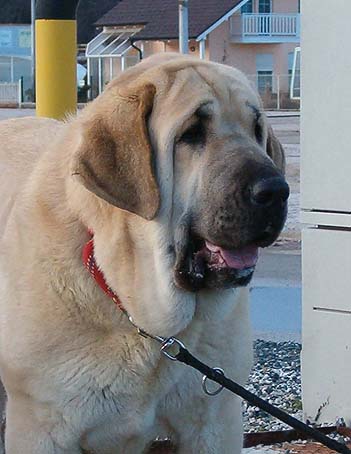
<box><xmin>230</xmin><ymin>13</ymin><xmax>300</xmax><ymax>43</ymax></box>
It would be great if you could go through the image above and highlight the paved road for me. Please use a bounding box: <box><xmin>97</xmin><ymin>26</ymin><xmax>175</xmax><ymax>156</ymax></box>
<box><xmin>268</xmin><ymin>114</ymin><xmax>300</xmax><ymax>244</ymax></box>
<box><xmin>0</xmin><ymin>108</ymin><xmax>34</xmax><ymax>120</ymax></box>
<box><xmin>251</xmin><ymin>249</ymin><xmax>301</xmax><ymax>342</ymax></box>
<box><xmin>253</xmin><ymin>249</ymin><xmax>300</xmax><ymax>287</ymax></box>
<box><xmin>252</xmin><ymin>114</ymin><xmax>301</xmax><ymax>343</ymax></box>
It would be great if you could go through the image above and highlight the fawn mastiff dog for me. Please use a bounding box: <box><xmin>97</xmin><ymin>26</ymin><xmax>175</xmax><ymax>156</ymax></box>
<box><xmin>0</xmin><ymin>54</ymin><xmax>288</xmax><ymax>453</ymax></box>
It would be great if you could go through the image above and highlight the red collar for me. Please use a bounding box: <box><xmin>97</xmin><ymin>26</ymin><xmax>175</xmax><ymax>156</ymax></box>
<box><xmin>82</xmin><ymin>232</ymin><xmax>124</xmax><ymax>311</ymax></box>
<box><xmin>82</xmin><ymin>233</ymin><xmax>176</xmax><ymax>343</ymax></box>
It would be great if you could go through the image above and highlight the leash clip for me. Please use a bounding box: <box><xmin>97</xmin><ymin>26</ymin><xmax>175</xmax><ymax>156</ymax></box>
<box><xmin>160</xmin><ymin>337</ymin><xmax>186</xmax><ymax>361</ymax></box>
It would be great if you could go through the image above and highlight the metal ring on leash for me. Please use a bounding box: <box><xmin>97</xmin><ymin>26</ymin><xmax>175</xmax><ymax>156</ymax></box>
<box><xmin>160</xmin><ymin>337</ymin><xmax>186</xmax><ymax>361</ymax></box>
<box><xmin>202</xmin><ymin>368</ymin><xmax>225</xmax><ymax>396</ymax></box>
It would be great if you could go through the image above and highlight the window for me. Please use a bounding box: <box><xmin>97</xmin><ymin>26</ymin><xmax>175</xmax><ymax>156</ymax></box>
<box><xmin>256</xmin><ymin>53</ymin><xmax>273</xmax><ymax>94</ymax></box>
<box><xmin>259</xmin><ymin>0</ymin><xmax>272</xmax><ymax>13</ymax></box>
<box><xmin>256</xmin><ymin>53</ymin><xmax>273</xmax><ymax>71</ymax></box>
<box><xmin>241</xmin><ymin>0</ymin><xmax>253</xmax><ymax>13</ymax></box>
<box><xmin>257</xmin><ymin>70</ymin><xmax>273</xmax><ymax>94</ymax></box>
<box><xmin>288</xmin><ymin>52</ymin><xmax>294</xmax><ymax>87</ymax></box>
<box><xmin>288</xmin><ymin>68</ymin><xmax>301</xmax><ymax>98</ymax></box>
<box><xmin>0</xmin><ymin>57</ymin><xmax>11</xmax><ymax>82</ymax></box>
<box><xmin>289</xmin><ymin>47</ymin><xmax>301</xmax><ymax>99</ymax></box>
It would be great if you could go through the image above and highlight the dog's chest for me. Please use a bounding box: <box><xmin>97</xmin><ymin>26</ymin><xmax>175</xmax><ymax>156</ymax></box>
<box><xmin>50</xmin><ymin>337</ymin><xmax>173</xmax><ymax>435</ymax></box>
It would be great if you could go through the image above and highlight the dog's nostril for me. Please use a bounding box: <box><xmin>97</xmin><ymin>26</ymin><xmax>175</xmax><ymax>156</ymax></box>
<box><xmin>250</xmin><ymin>177</ymin><xmax>289</xmax><ymax>207</ymax></box>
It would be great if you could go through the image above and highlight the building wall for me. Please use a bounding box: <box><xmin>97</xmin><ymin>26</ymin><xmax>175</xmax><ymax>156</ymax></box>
<box><xmin>165</xmin><ymin>39</ymin><xmax>203</xmax><ymax>58</ymax></box>
<box><xmin>241</xmin><ymin>0</ymin><xmax>299</xmax><ymax>13</ymax></box>
<box><xmin>0</xmin><ymin>25</ymin><xmax>32</xmax><ymax>99</ymax></box>
<box><xmin>142</xmin><ymin>39</ymin><xmax>209</xmax><ymax>60</ymax></box>
<box><xmin>206</xmin><ymin>2</ymin><xmax>300</xmax><ymax>109</ymax></box>
<box><xmin>208</xmin><ymin>20</ymin><xmax>296</xmax><ymax>77</ymax></box>
<box><xmin>135</xmin><ymin>19</ymin><xmax>298</xmax><ymax>108</ymax></box>
<box><xmin>139</xmin><ymin>0</ymin><xmax>300</xmax><ymax>80</ymax></box>
<box><xmin>0</xmin><ymin>25</ymin><xmax>31</xmax><ymax>58</ymax></box>
<box><xmin>273</xmin><ymin>0</ymin><xmax>299</xmax><ymax>14</ymax></box>
<box><xmin>206</xmin><ymin>0</ymin><xmax>299</xmax><ymax>79</ymax></box>
<box><xmin>142</xmin><ymin>40</ymin><xmax>165</xmax><ymax>57</ymax></box>
<box><xmin>94</xmin><ymin>0</ymin><xmax>299</xmax><ymax>108</ymax></box>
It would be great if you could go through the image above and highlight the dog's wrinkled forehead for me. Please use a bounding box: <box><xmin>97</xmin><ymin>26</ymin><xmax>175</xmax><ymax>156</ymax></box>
<box><xmin>151</xmin><ymin>61</ymin><xmax>262</xmax><ymax>136</ymax></box>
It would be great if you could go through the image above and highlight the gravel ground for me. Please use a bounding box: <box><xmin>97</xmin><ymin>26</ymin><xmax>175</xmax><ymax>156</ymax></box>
<box><xmin>243</xmin><ymin>340</ymin><xmax>302</xmax><ymax>433</ymax></box>
<box><xmin>242</xmin><ymin>340</ymin><xmax>351</xmax><ymax>446</ymax></box>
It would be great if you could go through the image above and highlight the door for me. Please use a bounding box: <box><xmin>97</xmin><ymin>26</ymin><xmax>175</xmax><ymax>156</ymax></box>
<box><xmin>258</xmin><ymin>0</ymin><xmax>272</xmax><ymax>13</ymax></box>
<box><xmin>258</xmin><ymin>0</ymin><xmax>272</xmax><ymax>34</ymax></box>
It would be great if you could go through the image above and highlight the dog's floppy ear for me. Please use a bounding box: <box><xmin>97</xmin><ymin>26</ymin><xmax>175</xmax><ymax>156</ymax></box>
<box><xmin>266</xmin><ymin>125</ymin><xmax>286</xmax><ymax>174</ymax></box>
<box><xmin>72</xmin><ymin>83</ymin><xmax>160</xmax><ymax>220</ymax></box>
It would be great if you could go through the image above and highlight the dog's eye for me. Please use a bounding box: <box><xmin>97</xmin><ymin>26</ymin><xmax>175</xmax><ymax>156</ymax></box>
<box><xmin>179</xmin><ymin>121</ymin><xmax>206</xmax><ymax>145</ymax></box>
<box><xmin>255</xmin><ymin>121</ymin><xmax>263</xmax><ymax>144</ymax></box>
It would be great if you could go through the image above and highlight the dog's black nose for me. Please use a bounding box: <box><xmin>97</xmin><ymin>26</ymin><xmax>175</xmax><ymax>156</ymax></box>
<box><xmin>250</xmin><ymin>177</ymin><xmax>289</xmax><ymax>207</ymax></box>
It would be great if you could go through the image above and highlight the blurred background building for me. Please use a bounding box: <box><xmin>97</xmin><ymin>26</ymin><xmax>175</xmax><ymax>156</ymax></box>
<box><xmin>0</xmin><ymin>0</ymin><xmax>300</xmax><ymax>108</ymax></box>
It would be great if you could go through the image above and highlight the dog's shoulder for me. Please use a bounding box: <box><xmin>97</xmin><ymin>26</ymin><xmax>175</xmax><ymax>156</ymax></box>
<box><xmin>0</xmin><ymin>117</ymin><xmax>65</xmax><ymax>238</ymax></box>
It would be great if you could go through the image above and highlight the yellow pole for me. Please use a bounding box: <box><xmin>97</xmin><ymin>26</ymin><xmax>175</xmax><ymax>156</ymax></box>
<box><xmin>35</xmin><ymin>1</ymin><xmax>79</xmax><ymax>120</ymax></box>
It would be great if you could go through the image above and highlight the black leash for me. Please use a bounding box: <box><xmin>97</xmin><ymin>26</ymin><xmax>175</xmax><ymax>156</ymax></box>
<box><xmin>87</xmin><ymin>233</ymin><xmax>349</xmax><ymax>453</ymax></box>
<box><xmin>174</xmin><ymin>345</ymin><xmax>351</xmax><ymax>454</ymax></box>
<box><xmin>132</xmin><ymin>316</ymin><xmax>351</xmax><ymax>454</ymax></box>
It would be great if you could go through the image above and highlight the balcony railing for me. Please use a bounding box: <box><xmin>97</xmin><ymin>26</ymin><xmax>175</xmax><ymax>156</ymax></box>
<box><xmin>230</xmin><ymin>13</ymin><xmax>300</xmax><ymax>43</ymax></box>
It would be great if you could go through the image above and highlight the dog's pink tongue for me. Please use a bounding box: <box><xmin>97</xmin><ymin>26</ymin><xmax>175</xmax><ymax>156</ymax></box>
<box><xmin>206</xmin><ymin>242</ymin><xmax>259</xmax><ymax>270</ymax></box>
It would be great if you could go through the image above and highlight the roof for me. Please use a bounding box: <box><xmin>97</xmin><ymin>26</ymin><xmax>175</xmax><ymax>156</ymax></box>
<box><xmin>0</xmin><ymin>2</ymin><xmax>31</xmax><ymax>24</ymax></box>
<box><xmin>96</xmin><ymin>0</ymin><xmax>246</xmax><ymax>41</ymax></box>
<box><xmin>0</xmin><ymin>0</ymin><xmax>121</xmax><ymax>44</ymax></box>
<box><xmin>77</xmin><ymin>0</ymin><xmax>122</xmax><ymax>44</ymax></box>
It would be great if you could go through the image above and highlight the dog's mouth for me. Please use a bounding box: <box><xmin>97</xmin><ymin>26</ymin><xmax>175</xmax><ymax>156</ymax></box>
<box><xmin>174</xmin><ymin>235</ymin><xmax>258</xmax><ymax>291</ymax></box>
<box><xmin>200</xmin><ymin>240</ymin><xmax>258</xmax><ymax>270</ymax></box>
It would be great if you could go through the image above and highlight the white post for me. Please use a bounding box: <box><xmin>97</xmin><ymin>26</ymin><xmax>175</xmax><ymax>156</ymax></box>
<box><xmin>98</xmin><ymin>58</ymin><xmax>102</xmax><ymax>94</ymax></box>
<box><xmin>109</xmin><ymin>57</ymin><xmax>113</xmax><ymax>81</ymax></box>
<box><xmin>277</xmin><ymin>74</ymin><xmax>280</xmax><ymax>110</ymax></box>
<box><xmin>179</xmin><ymin>0</ymin><xmax>189</xmax><ymax>54</ymax></box>
<box><xmin>301</xmin><ymin>0</ymin><xmax>351</xmax><ymax>424</ymax></box>
<box><xmin>199</xmin><ymin>39</ymin><xmax>206</xmax><ymax>59</ymax></box>
<box><xmin>87</xmin><ymin>58</ymin><xmax>91</xmax><ymax>100</ymax></box>
<box><xmin>18</xmin><ymin>78</ymin><xmax>22</xmax><ymax>107</ymax></box>
<box><xmin>10</xmin><ymin>57</ymin><xmax>14</xmax><ymax>83</ymax></box>
<box><xmin>296</xmin><ymin>13</ymin><xmax>301</xmax><ymax>39</ymax></box>
<box><xmin>121</xmin><ymin>55</ymin><xmax>126</xmax><ymax>71</ymax></box>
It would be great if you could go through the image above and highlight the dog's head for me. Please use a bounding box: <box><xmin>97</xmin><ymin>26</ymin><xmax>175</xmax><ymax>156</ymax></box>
<box><xmin>70</xmin><ymin>54</ymin><xmax>288</xmax><ymax>334</ymax></box>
